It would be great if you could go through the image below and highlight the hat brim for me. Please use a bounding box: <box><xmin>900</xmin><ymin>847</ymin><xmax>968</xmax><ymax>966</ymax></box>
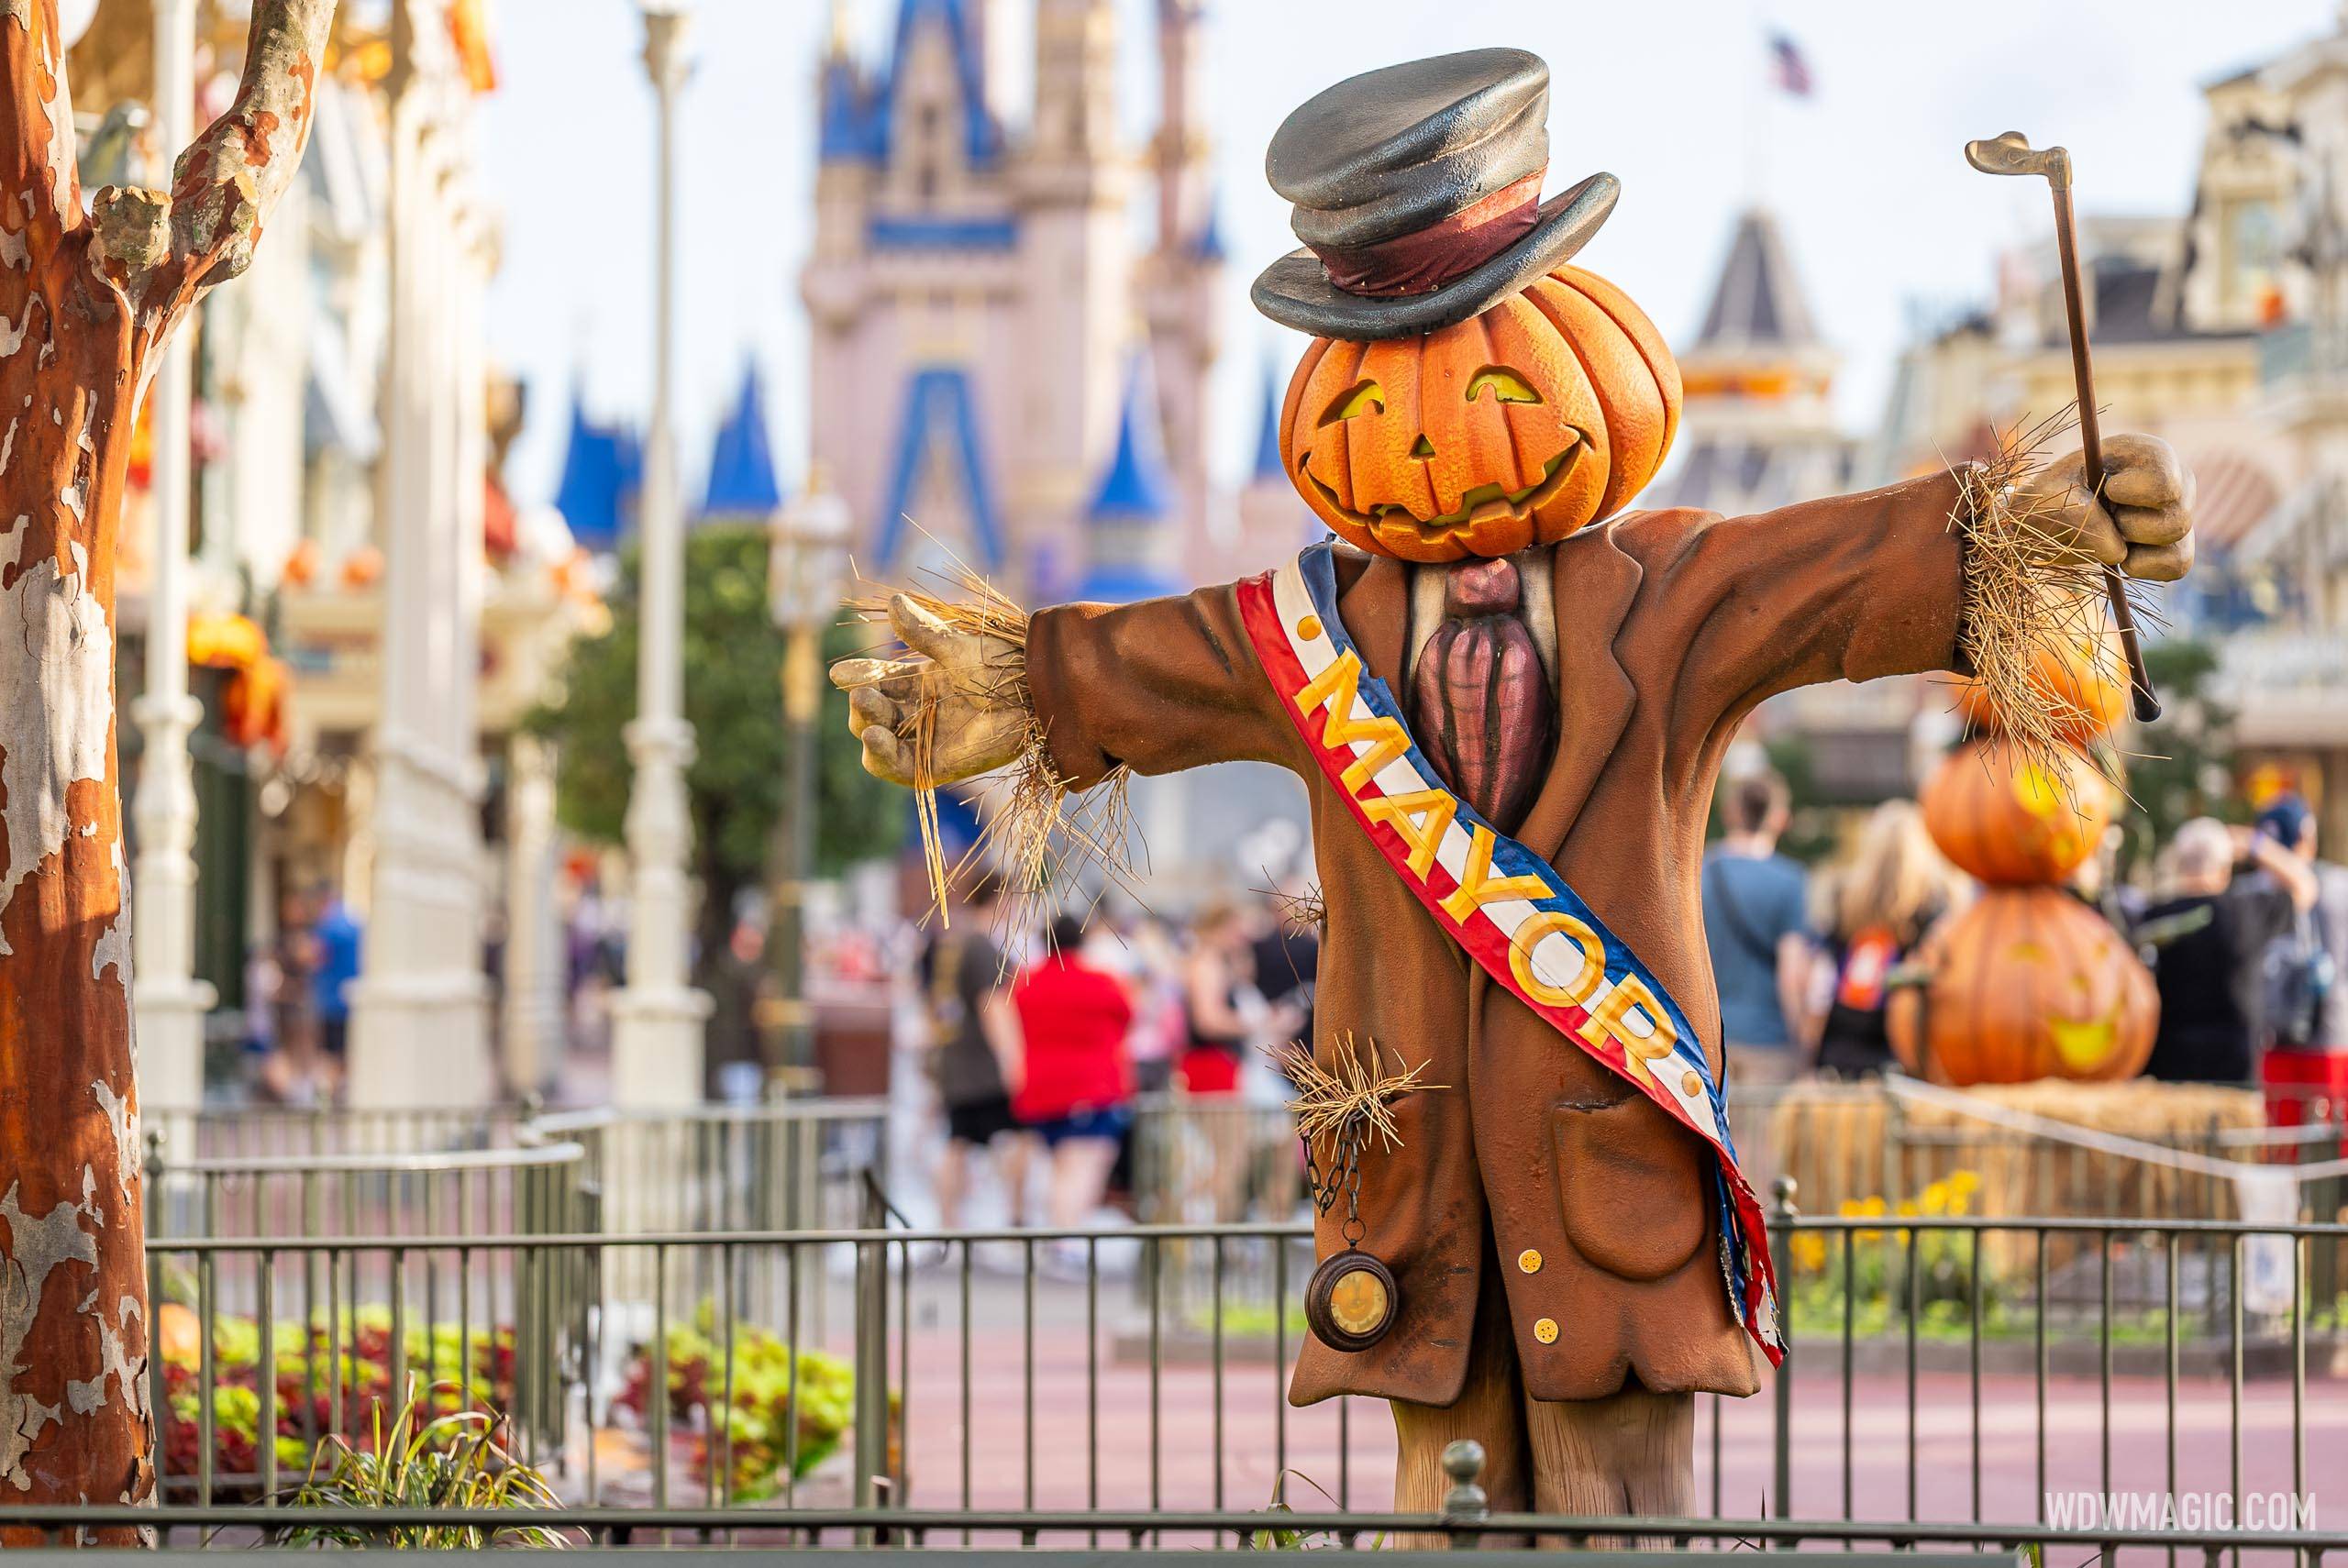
<box><xmin>1250</xmin><ymin>171</ymin><xmax>1619</xmax><ymax>340</ymax></box>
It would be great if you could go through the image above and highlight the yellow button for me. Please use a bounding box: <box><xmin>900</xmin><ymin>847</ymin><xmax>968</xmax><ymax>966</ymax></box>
<box><xmin>1296</xmin><ymin>614</ymin><xmax>1323</xmax><ymax>640</ymax></box>
<box><xmin>1516</xmin><ymin>1248</ymin><xmax>1543</xmax><ymax>1275</ymax></box>
<box><xmin>1681</xmin><ymin>1070</ymin><xmax>1703</xmax><ymax>1099</ymax></box>
<box><xmin>1534</xmin><ymin>1317</ymin><xmax>1559</xmax><ymax>1344</ymax></box>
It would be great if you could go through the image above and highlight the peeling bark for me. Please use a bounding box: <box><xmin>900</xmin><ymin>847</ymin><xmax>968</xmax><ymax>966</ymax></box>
<box><xmin>0</xmin><ymin>0</ymin><xmax>333</xmax><ymax>1537</ymax></box>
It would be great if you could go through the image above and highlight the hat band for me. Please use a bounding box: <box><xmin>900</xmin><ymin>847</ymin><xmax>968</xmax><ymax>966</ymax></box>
<box><xmin>1308</xmin><ymin>169</ymin><xmax>1545</xmax><ymax>300</ymax></box>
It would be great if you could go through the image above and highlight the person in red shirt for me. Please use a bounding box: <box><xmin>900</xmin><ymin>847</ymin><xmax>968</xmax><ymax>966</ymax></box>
<box><xmin>1008</xmin><ymin>915</ymin><xmax>1135</xmax><ymax>1229</ymax></box>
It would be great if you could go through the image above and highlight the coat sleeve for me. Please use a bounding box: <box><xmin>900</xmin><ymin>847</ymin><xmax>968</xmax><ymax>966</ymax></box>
<box><xmin>1621</xmin><ymin>469</ymin><xmax>1971</xmax><ymax>745</ymax></box>
<box><xmin>1024</xmin><ymin>582</ymin><xmax>1303</xmax><ymax>791</ymax></box>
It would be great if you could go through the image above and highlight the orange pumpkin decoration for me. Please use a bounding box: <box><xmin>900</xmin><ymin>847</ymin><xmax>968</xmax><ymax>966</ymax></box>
<box><xmin>1887</xmin><ymin>886</ymin><xmax>2156</xmax><ymax>1086</ymax></box>
<box><xmin>1920</xmin><ymin>737</ymin><xmax>2112</xmax><ymax>886</ymax></box>
<box><xmin>1279</xmin><ymin>266</ymin><xmax>1680</xmax><ymax>562</ymax></box>
<box><xmin>186</xmin><ymin>610</ymin><xmax>266</xmax><ymax>671</ymax></box>
<box><xmin>157</xmin><ymin>1302</ymin><xmax>201</xmax><ymax>1364</ymax></box>
<box><xmin>1945</xmin><ymin>624</ymin><xmax>2128</xmax><ymax>746</ymax></box>
<box><xmin>224</xmin><ymin>656</ymin><xmax>292</xmax><ymax>753</ymax></box>
<box><xmin>340</xmin><ymin>544</ymin><xmax>385</xmax><ymax>588</ymax></box>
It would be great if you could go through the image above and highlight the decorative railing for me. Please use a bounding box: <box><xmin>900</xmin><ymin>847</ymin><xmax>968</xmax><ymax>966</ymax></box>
<box><xmin>526</xmin><ymin>1099</ymin><xmax>890</xmax><ymax>1236</ymax></box>
<box><xmin>2257</xmin><ymin>321</ymin><xmax>2348</xmax><ymax>389</ymax></box>
<box><xmin>107</xmin><ymin>1201</ymin><xmax>2344</xmax><ymax>1550</ymax></box>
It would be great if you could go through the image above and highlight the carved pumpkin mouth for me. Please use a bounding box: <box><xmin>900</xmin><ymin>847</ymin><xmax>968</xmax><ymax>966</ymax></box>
<box><xmin>1300</xmin><ymin>434</ymin><xmax>1585</xmax><ymax>543</ymax></box>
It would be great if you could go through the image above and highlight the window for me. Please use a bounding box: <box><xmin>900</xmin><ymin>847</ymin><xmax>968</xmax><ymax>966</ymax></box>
<box><xmin>2225</xmin><ymin>197</ymin><xmax>2279</xmax><ymax>309</ymax></box>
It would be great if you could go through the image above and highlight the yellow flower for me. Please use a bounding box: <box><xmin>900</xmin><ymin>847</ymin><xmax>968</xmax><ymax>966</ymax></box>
<box><xmin>1920</xmin><ymin>1183</ymin><xmax>1949</xmax><ymax>1216</ymax></box>
<box><xmin>1789</xmin><ymin>1232</ymin><xmax>1828</xmax><ymax>1274</ymax></box>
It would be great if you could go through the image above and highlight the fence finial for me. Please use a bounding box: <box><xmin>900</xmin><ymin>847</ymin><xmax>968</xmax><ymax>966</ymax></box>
<box><xmin>1771</xmin><ymin>1174</ymin><xmax>1800</xmax><ymax>1218</ymax></box>
<box><xmin>1440</xmin><ymin>1438</ymin><xmax>1488</xmax><ymax>1523</ymax></box>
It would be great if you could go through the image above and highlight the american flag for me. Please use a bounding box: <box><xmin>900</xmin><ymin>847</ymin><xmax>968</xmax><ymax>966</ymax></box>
<box><xmin>1768</xmin><ymin>31</ymin><xmax>1814</xmax><ymax>97</ymax></box>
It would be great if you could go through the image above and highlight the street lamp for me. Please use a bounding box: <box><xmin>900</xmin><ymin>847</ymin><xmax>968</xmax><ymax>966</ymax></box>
<box><xmin>609</xmin><ymin>0</ymin><xmax>712</xmax><ymax>1109</ymax></box>
<box><xmin>768</xmin><ymin>467</ymin><xmax>853</xmax><ymax>1088</ymax></box>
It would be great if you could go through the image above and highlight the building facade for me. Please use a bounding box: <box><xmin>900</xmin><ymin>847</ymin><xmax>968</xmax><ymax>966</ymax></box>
<box><xmin>1647</xmin><ymin>209</ymin><xmax>1927</xmax><ymax>803</ymax></box>
<box><xmin>1874</xmin><ymin>9</ymin><xmax>2348</xmax><ymax>843</ymax></box>
<box><xmin>83</xmin><ymin>0</ymin><xmax>589</xmax><ymax>1103</ymax></box>
<box><xmin>801</xmin><ymin>0</ymin><xmax>1316</xmax><ymax>896</ymax></box>
<box><xmin>801</xmin><ymin>0</ymin><xmax>1312</xmax><ymax>604</ymax></box>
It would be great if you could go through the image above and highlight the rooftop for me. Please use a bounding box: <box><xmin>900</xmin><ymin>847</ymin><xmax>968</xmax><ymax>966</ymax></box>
<box><xmin>1694</xmin><ymin>208</ymin><xmax>1818</xmax><ymax>351</ymax></box>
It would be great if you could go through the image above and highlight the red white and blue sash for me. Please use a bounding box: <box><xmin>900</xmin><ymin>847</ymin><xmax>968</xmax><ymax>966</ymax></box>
<box><xmin>1237</xmin><ymin>542</ymin><xmax>1784</xmax><ymax>1364</ymax></box>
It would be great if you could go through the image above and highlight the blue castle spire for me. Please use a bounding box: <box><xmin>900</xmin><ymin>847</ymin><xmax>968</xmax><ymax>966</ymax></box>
<box><xmin>1078</xmin><ymin>356</ymin><xmax>1180</xmax><ymax>603</ymax></box>
<box><xmin>701</xmin><ymin>363</ymin><xmax>783</xmax><ymax>520</ymax></box>
<box><xmin>552</xmin><ymin>381</ymin><xmax>640</xmax><ymax>552</ymax></box>
<box><xmin>1251</xmin><ymin>358</ymin><xmax>1285</xmax><ymax>483</ymax></box>
<box><xmin>1192</xmin><ymin>191</ymin><xmax>1227</xmax><ymax>263</ymax></box>
<box><xmin>818</xmin><ymin>0</ymin><xmax>1000</xmax><ymax>168</ymax></box>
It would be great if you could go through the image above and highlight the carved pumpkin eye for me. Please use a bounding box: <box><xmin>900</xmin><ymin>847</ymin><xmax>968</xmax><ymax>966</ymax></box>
<box><xmin>1467</xmin><ymin>366</ymin><xmax>1544</xmax><ymax>405</ymax></box>
<box><xmin>1319</xmin><ymin>379</ymin><xmax>1387</xmax><ymax>425</ymax></box>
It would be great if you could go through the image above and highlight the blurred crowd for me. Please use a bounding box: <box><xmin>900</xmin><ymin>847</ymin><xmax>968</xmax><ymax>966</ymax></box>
<box><xmin>237</xmin><ymin>888</ymin><xmax>367</xmax><ymax>1105</ymax></box>
<box><xmin>895</xmin><ymin>769</ymin><xmax>2348</xmax><ymax>1239</ymax></box>
<box><xmin>909</xmin><ymin>874</ymin><xmax>1318</xmax><ymax>1241</ymax></box>
<box><xmin>1701</xmin><ymin>772</ymin><xmax>2347</xmax><ymax>1088</ymax></box>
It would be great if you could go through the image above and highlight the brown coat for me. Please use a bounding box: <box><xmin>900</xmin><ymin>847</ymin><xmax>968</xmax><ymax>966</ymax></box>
<box><xmin>1025</xmin><ymin>470</ymin><xmax>1970</xmax><ymax>1407</ymax></box>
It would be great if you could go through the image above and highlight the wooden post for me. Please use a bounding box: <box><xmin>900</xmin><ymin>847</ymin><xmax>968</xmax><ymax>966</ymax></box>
<box><xmin>0</xmin><ymin>0</ymin><xmax>332</xmax><ymax>1526</ymax></box>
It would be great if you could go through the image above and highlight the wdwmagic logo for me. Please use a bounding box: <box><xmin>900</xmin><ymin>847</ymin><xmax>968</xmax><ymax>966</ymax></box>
<box><xmin>2043</xmin><ymin>1492</ymin><xmax>2318</xmax><ymax>1532</ymax></box>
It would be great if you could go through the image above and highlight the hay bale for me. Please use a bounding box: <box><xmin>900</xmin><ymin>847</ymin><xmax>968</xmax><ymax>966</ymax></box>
<box><xmin>1759</xmin><ymin>1077</ymin><xmax>2263</xmax><ymax>1222</ymax></box>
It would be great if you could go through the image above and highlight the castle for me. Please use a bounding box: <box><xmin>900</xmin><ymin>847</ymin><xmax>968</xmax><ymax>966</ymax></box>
<box><xmin>802</xmin><ymin>0</ymin><xmax>1310</xmax><ymax>603</ymax></box>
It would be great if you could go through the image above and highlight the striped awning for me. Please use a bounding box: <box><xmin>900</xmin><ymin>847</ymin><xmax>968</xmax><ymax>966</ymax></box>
<box><xmin>2185</xmin><ymin>448</ymin><xmax>2281</xmax><ymax>552</ymax></box>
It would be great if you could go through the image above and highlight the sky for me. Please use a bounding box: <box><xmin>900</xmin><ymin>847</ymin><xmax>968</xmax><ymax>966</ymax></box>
<box><xmin>480</xmin><ymin>0</ymin><xmax>2331</xmax><ymax>517</ymax></box>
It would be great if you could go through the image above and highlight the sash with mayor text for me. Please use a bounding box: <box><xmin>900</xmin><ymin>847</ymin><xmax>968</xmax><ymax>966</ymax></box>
<box><xmin>1236</xmin><ymin>542</ymin><xmax>1784</xmax><ymax>1364</ymax></box>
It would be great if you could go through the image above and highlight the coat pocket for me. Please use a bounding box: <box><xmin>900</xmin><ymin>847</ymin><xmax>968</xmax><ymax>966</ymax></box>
<box><xmin>1551</xmin><ymin>1095</ymin><xmax>1710</xmax><ymax>1282</ymax></box>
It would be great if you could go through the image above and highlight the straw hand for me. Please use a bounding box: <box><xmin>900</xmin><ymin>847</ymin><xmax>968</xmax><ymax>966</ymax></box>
<box><xmin>829</xmin><ymin>594</ymin><xmax>1027</xmax><ymax>787</ymax></box>
<box><xmin>2010</xmin><ymin>433</ymin><xmax>2195</xmax><ymax>583</ymax></box>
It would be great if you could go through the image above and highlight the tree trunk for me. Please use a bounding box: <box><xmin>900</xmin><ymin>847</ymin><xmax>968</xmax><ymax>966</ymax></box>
<box><xmin>0</xmin><ymin>0</ymin><xmax>331</xmax><ymax>1529</ymax></box>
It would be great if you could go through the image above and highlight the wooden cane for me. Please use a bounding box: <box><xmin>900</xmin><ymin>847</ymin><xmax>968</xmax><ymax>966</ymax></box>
<box><xmin>1964</xmin><ymin>131</ymin><xmax>2161</xmax><ymax>723</ymax></box>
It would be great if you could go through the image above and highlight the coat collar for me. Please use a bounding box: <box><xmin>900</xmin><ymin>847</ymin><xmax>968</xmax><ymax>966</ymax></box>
<box><xmin>1330</xmin><ymin>525</ymin><xmax>1644</xmax><ymax>866</ymax></box>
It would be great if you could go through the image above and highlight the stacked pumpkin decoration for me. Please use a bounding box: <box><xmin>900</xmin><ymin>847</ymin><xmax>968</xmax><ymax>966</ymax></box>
<box><xmin>1887</xmin><ymin>630</ymin><xmax>2158</xmax><ymax>1086</ymax></box>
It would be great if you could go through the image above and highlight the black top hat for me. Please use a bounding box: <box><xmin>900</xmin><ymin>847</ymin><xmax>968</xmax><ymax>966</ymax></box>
<box><xmin>1251</xmin><ymin>48</ymin><xmax>1617</xmax><ymax>341</ymax></box>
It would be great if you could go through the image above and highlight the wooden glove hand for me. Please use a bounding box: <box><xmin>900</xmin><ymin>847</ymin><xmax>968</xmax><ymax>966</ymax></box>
<box><xmin>828</xmin><ymin>594</ymin><xmax>1028</xmax><ymax>788</ymax></box>
<box><xmin>2008</xmin><ymin>433</ymin><xmax>2195</xmax><ymax>583</ymax></box>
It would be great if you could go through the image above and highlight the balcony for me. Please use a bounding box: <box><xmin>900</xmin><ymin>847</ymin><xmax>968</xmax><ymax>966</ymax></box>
<box><xmin>2213</xmin><ymin>627</ymin><xmax>2348</xmax><ymax>745</ymax></box>
<box><xmin>2258</xmin><ymin>323</ymin><xmax>2348</xmax><ymax>429</ymax></box>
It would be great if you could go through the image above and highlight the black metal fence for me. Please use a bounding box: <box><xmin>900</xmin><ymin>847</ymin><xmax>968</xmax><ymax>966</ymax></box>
<box><xmin>104</xmin><ymin>1090</ymin><xmax>2347</xmax><ymax>1555</ymax></box>
<box><xmin>117</xmin><ymin>1197</ymin><xmax>2344</xmax><ymax>1554</ymax></box>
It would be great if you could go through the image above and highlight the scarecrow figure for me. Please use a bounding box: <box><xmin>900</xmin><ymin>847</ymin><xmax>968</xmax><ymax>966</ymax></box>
<box><xmin>835</xmin><ymin>50</ymin><xmax>2193</xmax><ymax>1517</ymax></box>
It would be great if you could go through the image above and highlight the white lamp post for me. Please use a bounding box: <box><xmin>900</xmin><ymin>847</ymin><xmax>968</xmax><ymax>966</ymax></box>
<box><xmin>767</xmin><ymin>469</ymin><xmax>852</xmax><ymax>1087</ymax></box>
<box><xmin>609</xmin><ymin>0</ymin><xmax>711</xmax><ymax>1107</ymax></box>
<box><xmin>130</xmin><ymin>0</ymin><xmax>215</xmax><ymax>1119</ymax></box>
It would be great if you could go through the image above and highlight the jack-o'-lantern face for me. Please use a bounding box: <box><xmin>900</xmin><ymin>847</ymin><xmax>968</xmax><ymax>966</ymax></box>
<box><xmin>1279</xmin><ymin>266</ymin><xmax>1681</xmax><ymax>562</ymax></box>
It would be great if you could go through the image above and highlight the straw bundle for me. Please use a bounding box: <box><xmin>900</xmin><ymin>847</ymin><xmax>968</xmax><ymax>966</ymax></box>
<box><xmin>1268</xmin><ymin>880</ymin><xmax>1327</xmax><ymax>935</ymax></box>
<box><xmin>1951</xmin><ymin>409</ymin><xmax>2157</xmax><ymax>787</ymax></box>
<box><xmin>1270</xmin><ymin>1032</ymin><xmax>1442</xmax><ymax>1162</ymax></box>
<box><xmin>843</xmin><ymin>566</ymin><xmax>1139</xmax><ymax>933</ymax></box>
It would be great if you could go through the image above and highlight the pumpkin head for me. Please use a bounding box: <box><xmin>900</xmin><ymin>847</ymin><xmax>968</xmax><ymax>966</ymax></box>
<box><xmin>1945</xmin><ymin>624</ymin><xmax>2128</xmax><ymax>746</ymax></box>
<box><xmin>1887</xmin><ymin>887</ymin><xmax>2156</xmax><ymax>1087</ymax></box>
<box><xmin>1920</xmin><ymin>737</ymin><xmax>2112</xmax><ymax>887</ymax></box>
<box><xmin>1279</xmin><ymin>266</ymin><xmax>1681</xmax><ymax>562</ymax></box>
